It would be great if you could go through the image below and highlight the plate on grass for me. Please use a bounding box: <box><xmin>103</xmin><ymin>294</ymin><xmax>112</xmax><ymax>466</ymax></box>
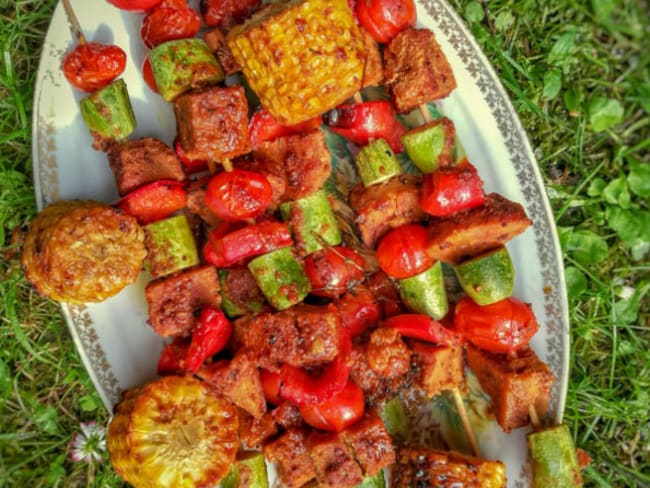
<box><xmin>32</xmin><ymin>0</ymin><xmax>569</xmax><ymax>486</ymax></box>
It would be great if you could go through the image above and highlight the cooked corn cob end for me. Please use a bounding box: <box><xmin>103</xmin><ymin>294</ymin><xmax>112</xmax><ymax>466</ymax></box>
<box><xmin>107</xmin><ymin>375</ymin><xmax>239</xmax><ymax>488</ymax></box>
<box><xmin>227</xmin><ymin>0</ymin><xmax>366</xmax><ymax>125</ymax></box>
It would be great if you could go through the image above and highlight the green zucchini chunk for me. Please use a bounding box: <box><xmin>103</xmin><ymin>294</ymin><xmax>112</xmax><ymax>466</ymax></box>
<box><xmin>356</xmin><ymin>469</ymin><xmax>386</xmax><ymax>488</ymax></box>
<box><xmin>248</xmin><ymin>247</ymin><xmax>311</xmax><ymax>310</ymax></box>
<box><xmin>355</xmin><ymin>138</ymin><xmax>402</xmax><ymax>187</ymax></box>
<box><xmin>454</xmin><ymin>246</ymin><xmax>514</xmax><ymax>305</ymax></box>
<box><xmin>144</xmin><ymin>214</ymin><xmax>198</xmax><ymax>278</ymax></box>
<box><xmin>221</xmin><ymin>453</ymin><xmax>269</xmax><ymax>488</ymax></box>
<box><xmin>527</xmin><ymin>424</ymin><xmax>583</xmax><ymax>488</ymax></box>
<box><xmin>399</xmin><ymin>261</ymin><xmax>448</xmax><ymax>319</ymax></box>
<box><xmin>150</xmin><ymin>39</ymin><xmax>224</xmax><ymax>102</ymax></box>
<box><xmin>218</xmin><ymin>269</ymin><xmax>266</xmax><ymax>318</ymax></box>
<box><xmin>80</xmin><ymin>79</ymin><xmax>136</xmax><ymax>144</ymax></box>
<box><xmin>380</xmin><ymin>396</ymin><xmax>410</xmax><ymax>444</ymax></box>
<box><xmin>401</xmin><ymin>118</ymin><xmax>454</xmax><ymax>174</ymax></box>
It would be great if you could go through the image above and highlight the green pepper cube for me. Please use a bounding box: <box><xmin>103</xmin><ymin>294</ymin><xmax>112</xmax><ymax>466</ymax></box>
<box><xmin>380</xmin><ymin>396</ymin><xmax>410</xmax><ymax>444</ymax></box>
<box><xmin>80</xmin><ymin>79</ymin><xmax>136</xmax><ymax>147</ymax></box>
<box><xmin>221</xmin><ymin>453</ymin><xmax>269</xmax><ymax>488</ymax></box>
<box><xmin>399</xmin><ymin>261</ymin><xmax>448</xmax><ymax>319</ymax></box>
<box><xmin>355</xmin><ymin>138</ymin><xmax>402</xmax><ymax>187</ymax></box>
<box><xmin>401</xmin><ymin>117</ymin><xmax>455</xmax><ymax>173</ymax></box>
<box><xmin>150</xmin><ymin>39</ymin><xmax>224</xmax><ymax>102</ymax></box>
<box><xmin>144</xmin><ymin>214</ymin><xmax>198</xmax><ymax>278</ymax></box>
<box><xmin>218</xmin><ymin>269</ymin><xmax>266</xmax><ymax>318</ymax></box>
<box><xmin>280</xmin><ymin>190</ymin><xmax>341</xmax><ymax>256</ymax></box>
<box><xmin>454</xmin><ymin>246</ymin><xmax>514</xmax><ymax>305</ymax></box>
<box><xmin>356</xmin><ymin>469</ymin><xmax>386</xmax><ymax>488</ymax></box>
<box><xmin>527</xmin><ymin>424</ymin><xmax>583</xmax><ymax>488</ymax></box>
<box><xmin>248</xmin><ymin>247</ymin><xmax>311</xmax><ymax>310</ymax></box>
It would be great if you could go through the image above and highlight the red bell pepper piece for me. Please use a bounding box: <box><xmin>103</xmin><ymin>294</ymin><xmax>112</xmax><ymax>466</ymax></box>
<box><xmin>174</xmin><ymin>136</ymin><xmax>208</xmax><ymax>173</ymax></box>
<box><xmin>383</xmin><ymin>314</ymin><xmax>459</xmax><ymax>345</ymax></box>
<box><xmin>419</xmin><ymin>159</ymin><xmax>486</xmax><ymax>217</ymax></box>
<box><xmin>184</xmin><ymin>307</ymin><xmax>232</xmax><ymax>372</ymax></box>
<box><xmin>203</xmin><ymin>221</ymin><xmax>293</xmax><ymax>267</ymax></box>
<box><xmin>336</xmin><ymin>285</ymin><xmax>382</xmax><ymax>336</ymax></box>
<box><xmin>157</xmin><ymin>338</ymin><xmax>191</xmax><ymax>375</ymax></box>
<box><xmin>324</xmin><ymin>101</ymin><xmax>406</xmax><ymax>153</ymax></box>
<box><xmin>249</xmin><ymin>107</ymin><xmax>322</xmax><ymax>147</ymax></box>
<box><xmin>116</xmin><ymin>179</ymin><xmax>187</xmax><ymax>224</ymax></box>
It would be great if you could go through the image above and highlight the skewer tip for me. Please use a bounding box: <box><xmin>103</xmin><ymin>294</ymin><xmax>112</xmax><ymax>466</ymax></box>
<box><xmin>451</xmin><ymin>387</ymin><xmax>480</xmax><ymax>457</ymax></box>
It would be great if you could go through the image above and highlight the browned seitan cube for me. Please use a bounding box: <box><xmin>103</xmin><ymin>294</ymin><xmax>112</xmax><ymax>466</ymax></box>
<box><xmin>174</xmin><ymin>85</ymin><xmax>251</xmax><ymax>163</ymax></box>
<box><xmin>341</xmin><ymin>411</ymin><xmax>395</xmax><ymax>477</ymax></box>
<box><xmin>466</xmin><ymin>343</ymin><xmax>555</xmax><ymax>433</ymax></box>
<box><xmin>367</xmin><ymin>328</ymin><xmax>411</xmax><ymax>380</ymax></box>
<box><xmin>185</xmin><ymin>175</ymin><xmax>221</xmax><ymax>228</ymax></box>
<box><xmin>349</xmin><ymin>174</ymin><xmax>425</xmax><ymax>247</ymax></box>
<box><xmin>392</xmin><ymin>447</ymin><xmax>507</xmax><ymax>487</ymax></box>
<box><xmin>307</xmin><ymin>431</ymin><xmax>364</xmax><ymax>488</ymax></box>
<box><xmin>219</xmin><ymin>267</ymin><xmax>267</xmax><ymax>316</ymax></box>
<box><xmin>107</xmin><ymin>138</ymin><xmax>185</xmax><ymax>196</ymax></box>
<box><xmin>238</xmin><ymin>410</ymin><xmax>278</xmax><ymax>450</ymax></box>
<box><xmin>145</xmin><ymin>265</ymin><xmax>220</xmax><ymax>337</ymax></box>
<box><xmin>361</xmin><ymin>29</ymin><xmax>383</xmax><ymax>88</ymax></box>
<box><xmin>271</xmin><ymin>401</ymin><xmax>304</xmax><ymax>430</ymax></box>
<box><xmin>409</xmin><ymin>340</ymin><xmax>464</xmax><ymax>398</ymax></box>
<box><xmin>383</xmin><ymin>27</ymin><xmax>457</xmax><ymax>113</ymax></box>
<box><xmin>203</xmin><ymin>29</ymin><xmax>241</xmax><ymax>75</ymax></box>
<box><xmin>365</xmin><ymin>271</ymin><xmax>405</xmax><ymax>318</ymax></box>
<box><xmin>236</xmin><ymin>157</ymin><xmax>287</xmax><ymax>209</ymax></box>
<box><xmin>263</xmin><ymin>429</ymin><xmax>317</xmax><ymax>488</ymax></box>
<box><xmin>253</xmin><ymin>130</ymin><xmax>331</xmax><ymax>201</ymax></box>
<box><xmin>293</xmin><ymin>304</ymin><xmax>341</xmax><ymax>367</ymax></box>
<box><xmin>427</xmin><ymin>193</ymin><xmax>532</xmax><ymax>264</ymax></box>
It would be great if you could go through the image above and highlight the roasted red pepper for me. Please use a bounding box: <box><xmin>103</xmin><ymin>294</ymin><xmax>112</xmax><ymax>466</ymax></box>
<box><xmin>384</xmin><ymin>314</ymin><xmax>459</xmax><ymax>345</ymax></box>
<box><xmin>203</xmin><ymin>221</ymin><xmax>293</xmax><ymax>267</ymax></box>
<box><xmin>324</xmin><ymin>101</ymin><xmax>406</xmax><ymax>153</ymax></box>
<box><xmin>184</xmin><ymin>307</ymin><xmax>232</xmax><ymax>372</ymax></box>
<box><xmin>299</xmin><ymin>380</ymin><xmax>365</xmax><ymax>432</ymax></box>
<box><xmin>205</xmin><ymin>169</ymin><xmax>273</xmax><ymax>222</ymax></box>
<box><xmin>62</xmin><ymin>43</ymin><xmax>126</xmax><ymax>92</ymax></box>
<box><xmin>107</xmin><ymin>0</ymin><xmax>162</xmax><ymax>11</ymax></box>
<box><xmin>157</xmin><ymin>338</ymin><xmax>190</xmax><ymax>375</ymax></box>
<box><xmin>336</xmin><ymin>285</ymin><xmax>382</xmax><ymax>336</ymax></box>
<box><xmin>249</xmin><ymin>107</ymin><xmax>322</xmax><ymax>147</ymax></box>
<box><xmin>419</xmin><ymin>159</ymin><xmax>486</xmax><ymax>217</ymax></box>
<box><xmin>116</xmin><ymin>179</ymin><xmax>187</xmax><ymax>224</ymax></box>
<box><xmin>174</xmin><ymin>136</ymin><xmax>207</xmax><ymax>173</ymax></box>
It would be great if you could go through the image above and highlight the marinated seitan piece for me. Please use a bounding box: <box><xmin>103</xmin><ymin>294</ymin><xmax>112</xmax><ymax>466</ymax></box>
<box><xmin>341</xmin><ymin>411</ymin><xmax>395</xmax><ymax>477</ymax></box>
<box><xmin>349</xmin><ymin>174</ymin><xmax>425</xmax><ymax>247</ymax></box>
<box><xmin>22</xmin><ymin>201</ymin><xmax>146</xmax><ymax>304</ymax></box>
<box><xmin>426</xmin><ymin>193</ymin><xmax>533</xmax><ymax>264</ymax></box>
<box><xmin>409</xmin><ymin>340</ymin><xmax>465</xmax><ymax>398</ymax></box>
<box><xmin>253</xmin><ymin>130</ymin><xmax>331</xmax><ymax>201</ymax></box>
<box><xmin>200</xmin><ymin>351</ymin><xmax>267</xmax><ymax>418</ymax></box>
<box><xmin>236</xmin><ymin>157</ymin><xmax>286</xmax><ymax>209</ymax></box>
<box><xmin>271</xmin><ymin>402</ymin><xmax>304</xmax><ymax>430</ymax></box>
<box><xmin>367</xmin><ymin>328</ymin><xmax>411</xmax><ymax>380</ymax></box>
<box><xmin>174</xmin><ymin>85</ymin><xmax>251</xmax><ymax>163</ymax></box>
<box><xmin>365</xmin><ymin>271</ymin><xmax>405</xmax><ymax>318</ymax></box>
<box><xmin>466</xmin><ymin>343</ymin><xmax>555</xmax><ymax>433</ymax></box>
<box><xmin>293</xmin><ymin>304</ymin><xmax>342</xmax><ymax>367</ymax></box>
<box><xmin>238</xmin><ymin>411</ymin><xmax>278</xmax><ymax>450</ymax></box>
<box><xmin>185</xmin><ymin>176</ymin><xmax>221</xmax><ymax>228</ymax></box>
<box><xmin>307</xmin><ymin>431</ymin><xmax>364</xmax><ymax>488</ymax></box>
<box><xmin>145</xmin><ymin>265</ymin><xmax>221</xmax><ymax>337</ymax></box>
<box><xmin>219</xmin><ymin>267</ymin><xmax>267</xmax><ymax>318</ymax></box>
<box><xmin>203</xmin><ymin>28</ymin><xmax>241</xmax><ymax>75</ymax></box>
<box><xmin>263</xmin><ymin>429</ymin><xmax>316</xmax><ymax>488</ymax></box>
<box><xmin>383</xmin><ymin>27</ymin><xmax>457</xmax><ymax>113</ymax></box>
<box><xmin>392</xmin><ymin>447</ymin><xmax>507</xmax><ymax>487</ymax></box>
<box><xmin>107</xmin><ymin>138</ymin><xmax>185</xmax><ymax>196</ymax></box>
<box><xmin>361</xmin><ymin>29</ymin><xmax>383</xmax><ymax>88</ymax></box>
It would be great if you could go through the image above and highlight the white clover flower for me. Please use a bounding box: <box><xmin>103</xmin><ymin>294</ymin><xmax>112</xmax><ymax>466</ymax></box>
<box><xmin>70</xmin><ymin>421</ymin><xmax>106</xmax><ymax>464</ymax></box>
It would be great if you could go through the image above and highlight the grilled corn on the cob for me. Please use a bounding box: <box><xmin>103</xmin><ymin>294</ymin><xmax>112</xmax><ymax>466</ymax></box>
<box><xmin>227</xmin><ymin>0</ymin><xmax>366</xmax><ymax>125</ymax></box>
<box><xmin>107</xmin><ymin>375</ymin><xmax>239</xmax><ymax>488</ymax></box>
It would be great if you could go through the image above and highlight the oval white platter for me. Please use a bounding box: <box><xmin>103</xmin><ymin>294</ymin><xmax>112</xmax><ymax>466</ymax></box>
<box><xmin>32</xmin><ymin>1</ymin><xmax>570</xmax><ymax>486</ymax></box>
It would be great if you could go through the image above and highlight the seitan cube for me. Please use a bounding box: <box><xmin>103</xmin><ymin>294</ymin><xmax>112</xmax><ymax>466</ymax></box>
<box><xmin>263</xmin><ymin>429</ymin><xmax>317</xmax><ymax>488</ymax></box>
<box><xmin>293</xmin><ymin>304</ymin><xmax>342</xmax><ymax>366</ymax></box>
<box><xmin>185</xmin><ymin>176</ymin><xmax>221</xmax><ymax>228</ymax></box>
<box><xmin>307</xmin><ymin>431</ymin><xmax>364</xmax><ymax>488</ymax></box>
<box><xmin>271</xmin><ymin>402</ymin><xmax>304</xmax><ymax>430</ymax></box>
<box><xmin>238</xmin><ymin>410</ymin><xmax>278</xmax><ymax>450</ymax></box>
<box><xmin>144</xmin><ymin>265</ymin><xmax>220</xmax><ymax>337</ymax></box>
<box><xmin>341</xmin><ymin>411</ymin><xmax>395</xmax><ymax>476</ymax></box>
<box><xmin>361</xmin><ymin>29</ymin><xmax>383</xmax><ymax>88</ymax></box>
<box><xmin>203</xmin><ymin>28</ymin><xmax>241</xmax><ymax>75</ymax></box>
<box><xmin>409</xmin><ymin>341</ymin><xmax>465</xmax><ymax>398</ymax></box>
<box><xmin>107</xmin><ymin>138</ymin><xmax>185</xmax><ymax>196</ymax></box>
<box><xmin>367</xmin><ymin>328</ymin><xmax>411</xmax><ymax>380</ymax></box>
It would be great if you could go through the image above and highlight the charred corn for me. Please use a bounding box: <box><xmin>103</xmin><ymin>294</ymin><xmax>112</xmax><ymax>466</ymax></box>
<box><xmin>227</xmin><ymin>0</ymin><xmax>366</xmax><ymax>125</ymax></box>
<box><xmin>107</xmin><ymin>375</ymin><xmax>239</xmax><ymax>488</ymax></box>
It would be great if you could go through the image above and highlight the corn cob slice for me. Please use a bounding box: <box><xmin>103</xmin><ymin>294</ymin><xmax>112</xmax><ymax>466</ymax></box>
<box><xmin>227</xmin><ymin>0</ymin><xmax>366</xmax><ymax>125</ymax></box>
<box><xmin>107</xmin><ymin>375</ymin><xmax>239</xmax><ymax>488</ymax></box>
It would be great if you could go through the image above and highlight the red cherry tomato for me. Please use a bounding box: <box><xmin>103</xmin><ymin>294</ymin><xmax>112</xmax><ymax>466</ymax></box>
<box><xmin>453</xmin><ymin>297</ymin><xmax>539</xmax><ymax>353</ymax></box>
<box><xmin>375</xmin><ymin>224</ymin><xmax>434</xmax><ymax>279</ymax></box>
<box><xmin>158</xmin><ymin>0</ymin><xmax>187</xmax><ymax>8</ymax></box>
<box><xmin>355</xmin><ymin>0</ymin><xmax>416</xmax><ymax>44</ymax></box>
<box><xmin>62</xmin><ymin>43</ymin><xmax>126</xmax><ymax>92</ymax></box>
<box><xmin>336</xmin><ymin>286</ymin><xmax>382</xmax><ymax>336</ymax></box>
<box><xmin>107</xmin><ymin>0</ymin><xmax>162</xmax><ymax>11</ymax></box>
<box><xmin>201</xmin><ymin>0</ymin><xmax>261</xmax><ymax>29</ymax></box>
<box><xmin>260</xmin><ymin>369</ymin><xmax>283</xmax><ymax>405</ymax></box>
<box><xmin>141</xmin><ymin>7</ymin><xmax>201</xmax><ymax>48</ymax></box>
<box><xmin>205</xmin><ymin>169</ymin><xmax>273</xmax><ymax>222</ymax></box>
<box><xmin>419</xmin><ymin>160</ymin><xmax>486</xmax><ymax>217</ymax></box>
<box><xmin>116</xmin><ymin>179</ymin><xmax>187</xmax><ymax>225</ymax></box>
<box><xmin>299</xmin><ymin>380</ymin><xmax>365</xmax><ymax>432</ymax></box>
<box><xmin>141</xmin><ymin>56</ymin><xmax>158</xmax><ymax>94</ymax></box>
<box><xmin>304</xmin><ymin>246</ymin><xmax>365</xmax><ymax>298</ymax></box>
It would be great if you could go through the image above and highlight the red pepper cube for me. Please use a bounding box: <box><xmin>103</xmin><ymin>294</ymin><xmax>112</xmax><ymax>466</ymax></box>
<box><xmin>174</xmin><ymin>85</ymin><xmax>251</xmax><ymax>163</ymax></box>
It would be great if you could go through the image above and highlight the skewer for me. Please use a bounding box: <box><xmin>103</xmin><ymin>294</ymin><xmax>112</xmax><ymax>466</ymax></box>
<box><xmin>528</xmin><ymin>404</ymin><xmax>541</xmax><ymax>429</ymax></box>
<box><xmin>451</xmin><ymin>387</ymin><xmax>480</xmax><ymax>457</ymax></box>
<box><xmin>353</xmin><ymin>92</ymin><xmax>364</xmax><ymax>104</ymax></box>
<box><xmin>419</xmin><ymin>104</ymin><xmax>432</xmax><ymax>124</ymax></box>
<box><xmin>62</xmin><ymin>0</ymin><xmax>87</xmax><ymax>45</ymax></box>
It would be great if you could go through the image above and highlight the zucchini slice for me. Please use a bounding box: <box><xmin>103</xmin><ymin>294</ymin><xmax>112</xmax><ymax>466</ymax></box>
<box><xmin>399</xmin><ymin>261</ymin><xmax>448</xmax><ymax>320</ymax></box>
<box><xmin>144</xmin><ymin>214</ymin><xmax>198</xmax><ymax>278</ymax></box>
<box><xmin>454</xmin><ymin>246</ymin><xmax>514</xmax><ymax>305</ymax></box>
<box><xmin>527</xmin><ymin>424</ymin><xmax>583</xmax><ymax>488</ymax></box>
<box><xmin>355</xmin><ymin>138</ymin><xmax>402</xmax><ymax>187</ymax></box>
<box><xmin>80</xmin><ymin>79</ymin><xmax>136</xmax><ymax>145</ymax></box>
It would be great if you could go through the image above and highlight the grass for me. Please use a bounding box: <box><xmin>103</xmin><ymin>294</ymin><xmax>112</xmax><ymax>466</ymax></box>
<box><xmin>0</xmin><ymin>0</ymin><xmax>648</xmax><ymax>486</ymax></box>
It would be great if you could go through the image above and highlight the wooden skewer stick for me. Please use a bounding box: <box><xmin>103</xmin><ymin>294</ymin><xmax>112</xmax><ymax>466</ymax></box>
<box><xmin>62</xmin><ymin>0</ymin><xmax>87</xmax><ymax>45</ymax></box>
<box><xmin>451</xmin><ymin>387</ymin><xmax>480</xmax><ymax>457</ymax></box>
<box><xmin>353</xmin><ymin>92</ymin><xmax>364</xmax><ymax>104</ymax></box>
<box><xmin>221</xmin><ymin>158</ymin><xmax>233</xmax><ymax>173</ymax></box>
<box><xmin>529</xmin><ymin>404</ymin><xmax>542</xmax><ymax>430</ymax></box>
<box><xmin>419</xmin><ymin>104</ymin><xmax>432</xmax><ymax>124</ymax></box>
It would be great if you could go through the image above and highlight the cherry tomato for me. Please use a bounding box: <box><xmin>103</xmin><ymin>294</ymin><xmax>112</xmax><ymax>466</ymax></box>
<box><xmin>356</xmin><ymin>0</ymin><xmax>416</xmax><ymax>44</ymax></box>
<box><xmin>141</xmin><ymin>7</ymin><xmax>201</xmax><ymax>48</ymax></box>
<box><xmin>299</xmin><ymin>380</ymin><xmax>364</xmax><ymax>432</ymax></box>
<box><xmin>336</xmin><ymin>286</ymin><xmax>382</xmax><ymax>336</ymax></box>
<box><xmin>158</xmin><ymin>0</ymin><xmax>187</xmax><ymax>7</ymax></box>
<box><xmin>453</xmin><ymin>297</ymin><xmax>539</xmax><ymax>353</ymax></box>
<box><xmin>141</xmin><ymin>56</ymin><xmax>158</xmax><ymax>94</ymax></box>
<box><xmin>419</xmin><ymin>159</ymin><xmax>486</xmax><ymax>217</ymax></box>
<box><xmin>107</xmin><ymin>0</ymin><xmax>162</xmax><ymax>11</ymax></box>
<box><xmin>304</xmin><ymin>246</ymin><xmax>365</xmax><ymax>298</ymax></box>
<box><xmin>62</xmin><ymin>43</ymin><xmax>126</xmax><ymax>92</ymax></box>
<box><xmin>260</xmin><ymin>369</ymin><xmax>283</xmax><ymax>405</ymax></box>
<box><xmin>375</xmin><ymin>224</ymin><xmax>434</xmax><ymax>279</ymax></box>
<box><xmin>205</xmin><ymin>169</ymin><xmax>273</xmax><ymax>222</ymax></box>
<box><xmin>201</xmin><ymin>0</ymin><xmax>261</xmax><ymax>29</ymax></box>
<box><xmin>116</xmin><ymin>179</ymin><xmax>187</xmax><ymax>225</ymax></box>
